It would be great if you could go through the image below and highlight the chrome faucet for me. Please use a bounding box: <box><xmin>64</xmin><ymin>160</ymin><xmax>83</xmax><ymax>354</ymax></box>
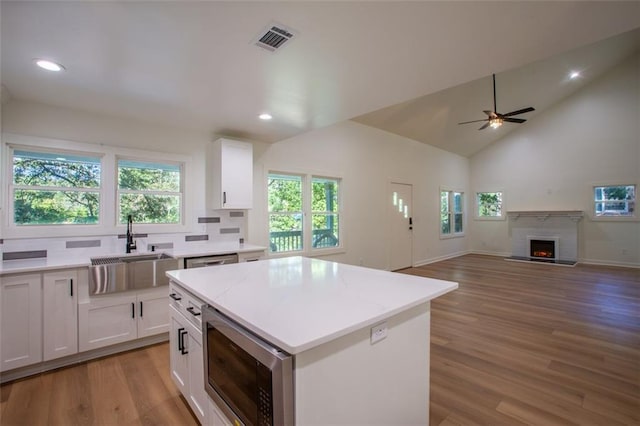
<box><xmin>126</xmin><ymin>214</ymin><xmax>137</xmax><ymax>253</ymax></box>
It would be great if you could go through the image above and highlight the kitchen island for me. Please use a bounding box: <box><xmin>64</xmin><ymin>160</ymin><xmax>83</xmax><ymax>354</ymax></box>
<box><xmin>167</xmin><ymin>256</ymin><xmax>457</xmax><ymax>425</ymax></box>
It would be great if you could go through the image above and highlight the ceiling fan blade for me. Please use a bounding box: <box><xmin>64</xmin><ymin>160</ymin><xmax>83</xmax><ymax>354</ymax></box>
<box><xmin>478</xmin><ymin>122</ymin><xmax>491</xmax><ymax>130</ymax></box>
<box><xmin>458</xmin><ymin>118</ymin><xmax>489</xmax><ymax>125</ymax></box>
<box><xmin>502</xmin><ymin>107</ymin><xmax>535</xmax><ymax>117</ymax></box>
<box><xmin>503</xmin><ymin>117</ymin><xmax>526</xmax><ymax>123</ymax></box>
<box><xmin>483</xmin><ymin>110</ymin><xmax>497</xmax><ymax>118</ymax></box>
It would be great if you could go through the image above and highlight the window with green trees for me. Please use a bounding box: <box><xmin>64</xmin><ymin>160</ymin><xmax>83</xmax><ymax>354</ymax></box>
<box><xmin>268</xmin><ymin>173</ymin><xmax>341</xmax><ymax>253</ymax></box>
<box><xmin>268</xmin><ymin>173</ymin><xmax>303</xmax><ymax>252</ymax></box>
<box><xmin>594</xmin><ymin>185</ymin><xmax>635</xmax><ymax>217</ymax></box>
<box><xmin>312</xmin><ymin>177</ymin><xmax>340</xmax><ymax>249</ymax></box>
<box><xmin>441</xmin><ymin>190</ymin><xmax>464</xmax><ymax>236</ymax></box>
<box><xmin>476</xmin><ymin>191</ymin><xmax>503</xmax><ymax>218</ymax></box>
<box><xmin>12</xmin><ymin>150</ymin><xmax>101</xmax><ymax>225</ymax></box>
<box><xmin>117</xmin><ymin>159</ymin><xmax>182</xmax><ymax>224</ymax></box>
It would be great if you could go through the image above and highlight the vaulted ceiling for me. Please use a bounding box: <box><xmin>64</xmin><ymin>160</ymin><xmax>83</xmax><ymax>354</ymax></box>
<box><xmin>2</xmin><ymin>1</ymin><xmax>639</xmax><ymax>157</ymax></box>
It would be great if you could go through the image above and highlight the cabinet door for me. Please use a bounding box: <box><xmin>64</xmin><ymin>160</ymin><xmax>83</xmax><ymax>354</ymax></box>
<box><xmin>169</xmin><ymin>307</ymin><xmax>189</xmax><ymax>395</ymax></box>
<box><xmin>43</xmin><ymin>270</ymin><xmax>78</xmax><ymax>361</ymax></box>
<box><xmin>0</xmin><ymin>274</ymin><xmax>42</xmax><ymax>372</ymax></box>
<box><xmin>137</xmin><ymin>288</ymin><xmax>170</xmax><ymax>338</ymax></box>
<box><xmin>211</xmin><ymin>139</ymin><xmax>253</xmax><ymax>209</ymax></box>
<box><xmin>187</xmin><ymin>322</ymin><xmax>207</xmax><ymax>423</ymax></box>
<box><xmin>208</xmin><ymin>396</ymin><xmax>232</xmax><ymax>426</ymax></box>
<box><xmin>78</xmin><ymin>293</ymin><xmax>137</xmax><ymax>352</ymax></box>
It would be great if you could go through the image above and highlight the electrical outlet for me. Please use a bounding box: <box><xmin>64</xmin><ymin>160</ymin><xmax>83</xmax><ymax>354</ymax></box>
<box><xmin>370</xmin><ymin>322</ymin><xmax>388</xmax><ymax>344</ymax></box>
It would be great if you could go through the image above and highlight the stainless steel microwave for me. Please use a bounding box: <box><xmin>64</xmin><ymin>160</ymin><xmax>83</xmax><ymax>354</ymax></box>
<box><xmin>202</xmin><ymin>306</ymin><xmax>294</xmax><ymax>426</ymax></box>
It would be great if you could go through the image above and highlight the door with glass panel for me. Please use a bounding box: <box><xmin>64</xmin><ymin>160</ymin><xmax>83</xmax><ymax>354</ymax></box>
<box><xmin>389</xmin><ymin>183</ymin><xmax>413</xmax><ymax>271</ymax></box>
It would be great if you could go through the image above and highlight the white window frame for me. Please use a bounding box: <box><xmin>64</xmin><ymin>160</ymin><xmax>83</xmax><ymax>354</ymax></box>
<box><xmin>116</xmin><ymin>156</ymin><xmax>184</xmax><ymax>226</ymax></box>
<box><xmin>475</xmin><ymin>190</ymin><xmax>505</xmax><ymax>221</ymax></box>
<box><xmin>2</xmin><ymin>133</ymin><xmax>192</xmax><ymax>238</ymax></box>
<box><xmin>440</xmin><ymin>188</ymin><xmax>465</xmax><ymax>239</ymax></box>
<box><xmin>267</xmin><ymin>170</ymin><xmax>344</xmax><ymax>258</ymax></box>
<box><xmin>591</xmin><ymin>183</ymin><xmax>637</xmax><ymax>222</ymax></box>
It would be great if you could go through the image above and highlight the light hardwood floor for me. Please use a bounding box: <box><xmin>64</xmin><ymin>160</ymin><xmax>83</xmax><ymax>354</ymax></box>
<box><xmin>1</xmin><ymin>254</ymin><xmax>638</xmax><ymax>425</ymax></box>
<box><xmin>402</xmin><ymin>254</ymin><xmax>639</xmax><ymax>426</ymax></box>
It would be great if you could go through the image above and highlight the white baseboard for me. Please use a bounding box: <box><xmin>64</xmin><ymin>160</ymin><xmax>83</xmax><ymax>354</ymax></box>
<box><xmin>413</xmin><ymin>250</ymin><xmax>472</xmax><ymax>267</ymax></box>
<box><xmin>579</xmin><ymin>258</ymin><xmax>640</xmax><ymax>269</ymax></box>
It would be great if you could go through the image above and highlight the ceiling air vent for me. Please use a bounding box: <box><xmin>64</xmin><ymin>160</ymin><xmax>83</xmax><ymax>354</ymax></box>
<box><xmin>254</xmin><ymin>22</ymin><xmax>296</xmax><ymax>53</ymax></box>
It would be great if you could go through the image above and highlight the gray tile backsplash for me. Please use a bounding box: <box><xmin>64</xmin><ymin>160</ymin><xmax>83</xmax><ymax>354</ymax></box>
<box><xmin>66</xmin><ymin>239</ymin><xmax>102</xmax><ymax>249</ymax></box>
<box><xmin>3</xmin><ymin>250</ymin><xmax>48</xmax><ymax>261</ymax></box>
<box><xmin>185</xmin><ymin>234</ymin><xmax>209</xmax><ymax>242</ymax></box>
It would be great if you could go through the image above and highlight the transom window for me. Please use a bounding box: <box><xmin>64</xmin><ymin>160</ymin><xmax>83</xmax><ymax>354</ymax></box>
<box><xmin>441</xmin><ymin>190</ymin><xmax>464</xmax><ymax>237</ymax></box>
<box><xmin>268</xmin><ymin>172</ymin><xmax>341</xmax><ymax>254</ymax></box>
<box><xmin>594</xmin><ymin>185</ymin><xmax>635</xmax><ymax>217</ymax></box>
<box><xmin>11</xmin><ymin>149</ymin><xmax>101</xmax><ymax>225</ymax></box>
<box><xmin>117</xmin><ymin>159</ymin><xmax>182</xmax><ymax>224</ymax></box>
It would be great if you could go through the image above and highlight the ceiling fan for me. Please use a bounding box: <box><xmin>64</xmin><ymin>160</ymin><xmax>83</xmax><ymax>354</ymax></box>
<box><xmin>458</xmin><ymin>74</ymin><xmax>535</xmax><ymax>130</ymax></box>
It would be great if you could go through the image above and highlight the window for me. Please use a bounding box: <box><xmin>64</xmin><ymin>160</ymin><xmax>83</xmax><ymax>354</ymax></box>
<box><xmin>268</xmin><ymin>174</ymin><xmax>303</xmax><ymax>253</ymax></box>
<box><xmin>268</xmin><ymin>173</ymin><xmax>341</xmax><ymax>254</ymax></box>
<box><xmin>441</xmin><ymin>190</ymin><xmax>464</xmax><ymax>237</ymax></box>
<box><xmin>311</xmin><ymin>177</ymin><xmax>340</xmax><ymax>249</ymax></box>
<box><xmin>117</xmin><ymin>159</ymin><xmax>182</xmax><ymax>224</ymax></box>
<box><xmin>11</xmin><ymin>149</ymin><xmax>101</xmax><ymax>225</ymax></box>
<box><xmin>594</xmin><ymin>185</ymin><xmax>635</xmax><ymax>217</ymax></box>
<box><xmin>476</xmin><ymin>191</ymin><xmax>503</xmax><ymax>219</ymax></box>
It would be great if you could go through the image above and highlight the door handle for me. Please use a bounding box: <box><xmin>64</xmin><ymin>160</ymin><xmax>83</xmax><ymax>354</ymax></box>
<box><xmin>187</xmin><ymin>306</ymin><xmax>201</xmax><ymax>317</ymax></box>
<box><xmin>131</xmin><ymin>303</ymin><xmax>135</xmax><ymax>319</ymax></box>
<box><xmin>140</xmin><ymin>301</ymin><xmax>143</xmax><ymax>318</ymax></box>
<box><xmin>70</xmin><ymin>278</ymin><xmax>73</xmax><ymax>297</ymax></box>
<box><xmin>179</xmin><ymin>329</ymin><xmax>189</xmax><ymax>355</ymax></box>
<box><xmin>409</xmin><ymin>217</ymin><xmax>413</xmax><ymax>230</ymax></box>
<box><xmin>169</xmin><ymin>293</ymin><xmax>182</xmax><ymax>301</ymax></box>
<box><xmin>223</xmin><ymin>191</ymin><xmax>227</xmax><ymax>205</ymax></box>
<box><xmin>177</xmin><ymin>327</ymin><xmax>184</xmax><ymax>352</ymax></box>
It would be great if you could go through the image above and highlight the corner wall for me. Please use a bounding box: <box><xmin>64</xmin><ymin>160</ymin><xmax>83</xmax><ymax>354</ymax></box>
<box><xmin>469</xmin><ymin>54</ymin><xmax>640</xmax><ymax>267</ymax></box>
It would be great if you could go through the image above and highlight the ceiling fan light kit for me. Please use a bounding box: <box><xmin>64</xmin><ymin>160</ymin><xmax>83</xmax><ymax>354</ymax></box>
<box><xmin>459</xmin><ymin>74</ymin><xmax>534</xmax><ymax>130</ymax></box>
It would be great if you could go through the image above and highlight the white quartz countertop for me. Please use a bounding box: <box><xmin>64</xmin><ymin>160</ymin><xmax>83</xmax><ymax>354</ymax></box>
<box><xmin>0</xmin><ymin>242</ymin><xmax>266</xmax><ymax>275</ymax></box>
<box><xmin>167</xmin><ymin>256</ymin><xmax>458</xmax><ymax>354</ymax></box>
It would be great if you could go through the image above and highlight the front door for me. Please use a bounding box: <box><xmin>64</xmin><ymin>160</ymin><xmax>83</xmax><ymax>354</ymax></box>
<box><xmin>389</xmin><ymin>182</ymin><xmax>413</xmax><ymax>271</ymax></box>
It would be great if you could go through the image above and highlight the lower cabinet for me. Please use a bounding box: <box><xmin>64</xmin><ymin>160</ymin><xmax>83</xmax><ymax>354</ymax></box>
<box><xmin>170</xmin><ymin>304</ymin><xmax>207</xmax><ymax>424</ymax></box>
<box><xmin>0</xmin><ymin>274</ymin><xmax>42</xmax><ymax>372</ymax></box>
<box><xmin>43</xmin><ymin>270</ymin><xmax>78</xmax><ymax>361</ymax></box>
<box><xmin>79</xmin><ymin>286</ymin><xmax>168</xmax><ymax>352</ymax></box>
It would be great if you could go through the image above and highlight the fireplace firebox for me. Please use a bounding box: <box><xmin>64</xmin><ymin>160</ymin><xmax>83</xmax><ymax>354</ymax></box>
<box><xmin>530</xmin><ymin>239</ymin><xmax>556</xmax><ymax>260</ymax></box>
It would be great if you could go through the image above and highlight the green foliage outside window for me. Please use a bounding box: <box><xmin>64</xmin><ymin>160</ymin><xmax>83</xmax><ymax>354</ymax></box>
<box><xmin>12</xmin><ymin>150</ymin><xmax>101</xmax><ymax>225</ymax></box>
<box><xmin>441</xmin><ymin>190</ymin><xmax>463</xmax><ymax>235</ymax></box>
<box><xmin>594</xmin><ymin>185</ymin><xmax>635</xmax><ymax>217</ymax></box>
<box><xmin>477</xmin><ymin>192</ymin><xmax>503</xmax><ymax>217</ymax></box>
<box><xmin>118</xmin><ymin>160</ymin><xmax>181</xmax><ymax>224</ymax></box>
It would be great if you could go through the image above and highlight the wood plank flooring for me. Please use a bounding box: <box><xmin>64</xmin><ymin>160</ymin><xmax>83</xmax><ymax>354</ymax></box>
<box><xmin>1</xmin><ymin>254</ymin><xmax>638</xmax><ymax>425</ymax></box>
<box><xmin>0</xmin><ymin>342</ymin><xmax>198</xmax><ymax>426</ymax></box>
<box><xmin>401</xmin><ymin>254</ymin><xmax>640</xmax><ymax>426</ymax></box>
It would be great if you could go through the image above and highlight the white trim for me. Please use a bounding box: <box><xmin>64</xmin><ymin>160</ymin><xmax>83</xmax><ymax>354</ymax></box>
<box><xmin>2</xmin><ymin>133</ymin><xmax>194</xmax><ymax>239</ymax></box>
<box><xmin>413</xmin><ymin>249</ymin><xmax>472</xmax><ymax>268</ymax></box>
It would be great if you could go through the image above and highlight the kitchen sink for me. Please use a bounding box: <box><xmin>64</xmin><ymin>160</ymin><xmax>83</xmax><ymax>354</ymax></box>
<box><xmin>89</xmin><ymin>253</ymin><xmax>178</xmax><ymax>295</ymax></box>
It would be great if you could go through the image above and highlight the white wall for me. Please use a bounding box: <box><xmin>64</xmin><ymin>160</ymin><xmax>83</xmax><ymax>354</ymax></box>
<box><xmin>469</xmin><ymin>54</ymin><xmax>640</xmax><ymax>267</ymax></box>
<box><xmin>249</xmin><ymin>120</ymin><xmax>469</xmax><ymax>270</ymax></box>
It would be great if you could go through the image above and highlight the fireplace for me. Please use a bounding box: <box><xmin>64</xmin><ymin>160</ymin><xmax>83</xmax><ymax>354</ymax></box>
<box><xmin>530</xmin><ymin>239</ymin><xmax>556</xmax><ymax>260</ymax></box>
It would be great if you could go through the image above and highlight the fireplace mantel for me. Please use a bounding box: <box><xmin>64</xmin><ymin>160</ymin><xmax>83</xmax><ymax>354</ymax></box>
<box><xmin>507</xmin><ymin>210</ymin><xmax>584</xmax><ymax>222</ymax></box>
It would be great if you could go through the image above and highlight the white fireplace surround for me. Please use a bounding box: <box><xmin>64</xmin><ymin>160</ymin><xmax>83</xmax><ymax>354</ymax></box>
<box><xmin>508</xmin><ymin>211</ymin><xmax>583</xmax><ymax>262</ymax></box>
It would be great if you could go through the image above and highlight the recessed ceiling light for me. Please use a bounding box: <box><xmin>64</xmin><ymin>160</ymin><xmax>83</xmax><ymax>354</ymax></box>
<box><xmin>34</xmin><ymin>59</ymin><xmax>65</xmax><ymax>72</ymax></box>
<box><xmin>259</xmin><ymin>113</ymin><xmax>272</xmax><ymax>120</ymax></box>
<box><xmin>569</xmin><ymin>71</ymin><xmax>581</xmax><ymax>79</ymax></box>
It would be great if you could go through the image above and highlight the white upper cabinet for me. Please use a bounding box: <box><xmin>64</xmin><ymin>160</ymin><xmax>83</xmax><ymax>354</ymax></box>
<box><xmin>209</xmin><ymin>138</ymin><xmax>253</xmax><ymax>209</ymax></box>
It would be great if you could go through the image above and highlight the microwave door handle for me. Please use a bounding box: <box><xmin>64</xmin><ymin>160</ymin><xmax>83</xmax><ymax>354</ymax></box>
<box><xmin>190</xmin><ymin>259</ymin><xmax>226</xmax><ymax>267</ymax></box>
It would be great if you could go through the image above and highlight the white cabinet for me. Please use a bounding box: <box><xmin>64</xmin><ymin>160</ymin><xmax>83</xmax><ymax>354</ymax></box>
<box><xmin>169</xmin><ymin>282</ymin><xmax>208</xmax><ymax>424</ymax></box>
<box><xmin>209</xmin><ymin>138</ymin><xmax>253</xmax><ymax>209</ymax></box>
<box><xmin>238</xmin><ymin>250</ymin><xmax>265</xmax><ymax>263</ymax></box>
<box><xmin>208</xmin><ymin>396</ymin><xmax>232</xmax><ymax>426</ymax></box>
<box><xmin>0</xmin><ymin>274</ymin><xmax>42</xmax><ymax>372</ymax></box>
<box><xmin>79</xmin><ymin>286</ymin><xmax>169</xmax><ymax>352</ymax></box>
<box><xmin>43</xmin><ymin>270</ymin><xmax>78</xmax><ymax>361</ymax></box>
